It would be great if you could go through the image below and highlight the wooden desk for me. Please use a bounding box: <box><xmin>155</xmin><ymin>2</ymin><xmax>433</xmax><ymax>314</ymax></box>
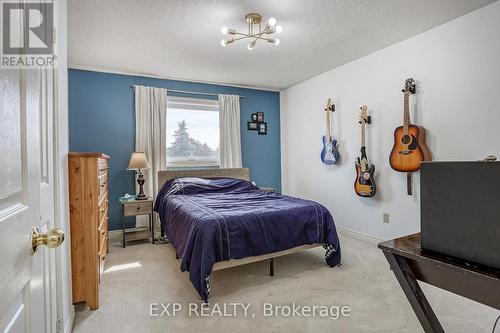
<box><xmin>379</xmin><ymin>233</ymin><xmax>500</xmax><ymax>333</ymax></box>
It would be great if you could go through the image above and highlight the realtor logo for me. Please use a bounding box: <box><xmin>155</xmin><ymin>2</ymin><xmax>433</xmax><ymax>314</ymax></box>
<box><xmin>1</xmin><ymin>0</ymin><xmax>55</xmax><ymax>68</ymax></box>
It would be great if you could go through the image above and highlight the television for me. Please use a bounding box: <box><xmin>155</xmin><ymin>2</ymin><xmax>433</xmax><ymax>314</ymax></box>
<box><xmin>421</xmin><ymin>161</ymin><xmax>500</xmax><ymax>270</ymax></box>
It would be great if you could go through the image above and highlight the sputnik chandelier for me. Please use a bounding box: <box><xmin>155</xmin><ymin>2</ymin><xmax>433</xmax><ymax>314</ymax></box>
<box><xmin>220</xmin><ymin>13</ymin><xmax>283</xmax><ymax>50</ymax></box>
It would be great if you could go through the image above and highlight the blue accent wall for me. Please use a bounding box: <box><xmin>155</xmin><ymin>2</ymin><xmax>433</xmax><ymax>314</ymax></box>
<box><xmin>69</xmin><ymin>69</ymin><xmax>281</xmax><ymax>231</ymax></box>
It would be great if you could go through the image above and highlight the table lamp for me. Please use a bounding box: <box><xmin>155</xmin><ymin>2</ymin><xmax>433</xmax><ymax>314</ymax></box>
<box><xmin>127</xmin><ymin>152</ymin><xmax>150</xmax><ymax>200</ymax></box>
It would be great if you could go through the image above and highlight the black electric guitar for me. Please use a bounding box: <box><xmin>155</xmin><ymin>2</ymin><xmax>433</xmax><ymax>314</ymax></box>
<box><xmin>354</xmin><ymin>106</ymin><xmax>376</xmax><ymax>197</ymax></box>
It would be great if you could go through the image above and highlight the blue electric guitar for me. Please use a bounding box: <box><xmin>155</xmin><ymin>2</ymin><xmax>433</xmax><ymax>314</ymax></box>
<box><xmin>321</xmin><ymin>98</ymin><xmax>340</xmax><ymax>164</ymax></box>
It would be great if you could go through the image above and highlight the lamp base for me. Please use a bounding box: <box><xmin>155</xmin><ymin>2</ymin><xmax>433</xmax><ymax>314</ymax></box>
<box><xmin>136</xmin><ymin>171</ymin><xmax>147</xmax><ymax>200</ymax></box>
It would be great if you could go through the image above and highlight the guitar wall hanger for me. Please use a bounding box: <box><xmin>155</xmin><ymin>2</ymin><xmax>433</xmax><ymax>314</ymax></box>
<box><xmin>359</xmin><ymin>115</ymin><xmax>372</xmax><ymax>124</ymax></box>
<box><xmin>401</xmin><ymin>84</ymin><xmax>416</xmax><ymax>94</ymax></box>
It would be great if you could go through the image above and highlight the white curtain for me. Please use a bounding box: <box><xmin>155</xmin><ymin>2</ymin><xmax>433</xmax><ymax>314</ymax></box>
<box><xmin>134</xmin><ymin>85</ymin><xmax>167</xmax><ymax>227</ymax></box>
<box><xmin>218</xmin><ymin>94</ymin><xmax>242</xmax><ymax>168</ymax></box>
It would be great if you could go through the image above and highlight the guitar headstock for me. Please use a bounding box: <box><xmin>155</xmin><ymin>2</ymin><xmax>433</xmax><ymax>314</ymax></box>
<box><xmin>324</xmin><ymin>98</ymin><xmax>335</xmax><ymax>112</ymax></box>
<box><xmin>359</xmin><ymin>105</ymin><xmax>371</xmax><ymax>124</ymax></box>
<box><xmin>402</xmin><ymin>78</ymin><xmax>416</xmax><ymax>95</ymax></box>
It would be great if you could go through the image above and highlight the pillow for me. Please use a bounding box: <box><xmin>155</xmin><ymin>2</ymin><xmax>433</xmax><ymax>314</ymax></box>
<box><xmin>160</xmin><ymin>177</ymin><xmax>258</xmax><ymax>197</ymax></box>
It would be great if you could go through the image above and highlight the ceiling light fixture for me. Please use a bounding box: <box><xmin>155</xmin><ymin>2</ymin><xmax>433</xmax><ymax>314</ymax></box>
<box><xmin>220</xmin><ymin>13</ymin><xmax>283</xmax><ymax>50</ymax></box>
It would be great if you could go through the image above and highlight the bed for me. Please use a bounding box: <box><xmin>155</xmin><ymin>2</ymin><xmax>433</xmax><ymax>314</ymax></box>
<box><xmin>154</xmin><ymin>168</ymin><xmax>341</xmax><ymax>301</ymax></box>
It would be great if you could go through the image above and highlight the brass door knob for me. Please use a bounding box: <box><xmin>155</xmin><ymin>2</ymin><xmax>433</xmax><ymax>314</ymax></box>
<box><xmin>31</xmin><ymin>227</ymin><xmax>65</xmax><ymax>253</ymax></box>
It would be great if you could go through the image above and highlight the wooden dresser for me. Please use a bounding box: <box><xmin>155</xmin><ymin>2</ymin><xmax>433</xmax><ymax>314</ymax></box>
<box><xmin>68</xmin><ymin>152</ymin><xmax>110</xmax><ymax>310</ymax></box>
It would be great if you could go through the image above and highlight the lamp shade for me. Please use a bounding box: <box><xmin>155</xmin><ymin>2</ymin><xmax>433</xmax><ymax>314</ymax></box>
<box><xmin>127</xmin><ymin>152</ymin><xmax>150</xmax><ymax>170</ymax></box>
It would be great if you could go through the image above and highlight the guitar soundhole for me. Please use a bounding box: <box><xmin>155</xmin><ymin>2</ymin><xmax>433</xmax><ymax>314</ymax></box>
<box><xmin>401</xmin><ymin>135</ymin><xmax>411</xmax><ymax>144</ymax></box>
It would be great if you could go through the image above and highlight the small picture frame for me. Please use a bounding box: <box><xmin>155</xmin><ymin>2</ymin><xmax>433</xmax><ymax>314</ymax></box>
<box><xmin>251</xmin><ymin>113</ymin><xmax>258</xmax><ymax>122</ymax></box>
<box><xmin>258</xmin><ymin>122</ymin><xmax>267</xmax><ymax>135</ymax></box>
<box><xmin>247</xmin><ymin>121</ymin><xmax>258</xmax><ymax>130</ymax></box>
<box><xmin>257</xmin><ymin>112</ymin><xmax>264</xmax><ymax>122</ymax></box>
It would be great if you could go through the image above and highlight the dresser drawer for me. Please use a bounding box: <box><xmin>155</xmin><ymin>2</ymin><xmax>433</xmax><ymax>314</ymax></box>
<box><xmin>98</xmin><ymin>173</ymin><xmax>108</xmax><ymax>200</ymax></box>
<box><xmin>124</xmin><ymin>201</ymin><xmax>153</xmax><ymax>217</ymax></box>
<box><xmin>98</xmin><ymin>222</ymin><xmax>108</xmax><ymax>280</ymax></box>
<box><xmin>99</xmin><ymin>216</ymin><xmax>108</xmax><ymax>239</ymax></box>
<box><xmin>98</xmin><ymin>159</ymin><xmax>108</xmax><ymax>174</ymax></box>
<box><xmin>98</xmin><ymin>171</ymin><xmax>108</xmax><ymax>186</ymax></box>
<box><xmin>99</xmin><ymin>230</ymin><xmax>108</xmax><ymax>256</ymax></box>
<box><xmin>99</xmin><ymin>251</ymin><xmax>107</xmax><ymax>279</ymax></box>
<box><xmin>98</xmin><ymin>196</ymin><xmax>108</xmax><ymax>225</ymax></box>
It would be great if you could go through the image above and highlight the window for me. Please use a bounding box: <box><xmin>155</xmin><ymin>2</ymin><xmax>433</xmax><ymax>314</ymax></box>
<box><xmin>166</xmin><ymin>96</ymin><xmax>220</xmax><ymax>168</ymax></box>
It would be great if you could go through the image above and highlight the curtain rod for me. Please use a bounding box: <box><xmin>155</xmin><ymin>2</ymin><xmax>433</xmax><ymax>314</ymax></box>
<box><xmin>131</xmin><ymin>85</ymin><xmax>245</xmax><ymax>98</ymax></box>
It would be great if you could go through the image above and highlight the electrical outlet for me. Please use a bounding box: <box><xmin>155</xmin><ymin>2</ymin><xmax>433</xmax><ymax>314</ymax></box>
<box><xmin>383</xmin><ymin>213</ymin><xmax>390</xmax><ymax>224</ymax></box>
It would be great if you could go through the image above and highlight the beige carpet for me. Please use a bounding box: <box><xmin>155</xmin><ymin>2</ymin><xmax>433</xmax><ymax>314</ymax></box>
<box><xmin>73</xmin><ymin>233</ymin><xmax>499</xmax><ymax>332</ymax></box>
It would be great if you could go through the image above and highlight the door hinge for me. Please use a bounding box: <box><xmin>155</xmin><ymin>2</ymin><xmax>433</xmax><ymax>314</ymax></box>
<box><xmin>56</xmin><ymin>315</ymin><xmax>63</xmax><ymax>333</ymax></box>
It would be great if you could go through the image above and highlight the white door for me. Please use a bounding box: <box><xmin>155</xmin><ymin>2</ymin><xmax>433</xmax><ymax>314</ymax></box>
<box><xmin>0</xmin><ymin>6</ymin><xmax>60</xmax><ymax>332</ymax></box>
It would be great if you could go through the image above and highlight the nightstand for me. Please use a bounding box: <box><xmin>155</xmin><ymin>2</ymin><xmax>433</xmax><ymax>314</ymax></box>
<box><xmin>259</xmin><ymin>187</ymin><xmax>275</xmax><ymax>192</ymax></box>
<box><xmin>120</xmin><ymin>197</ymin><xmax>154</xmax><ymax>247</ymax></box>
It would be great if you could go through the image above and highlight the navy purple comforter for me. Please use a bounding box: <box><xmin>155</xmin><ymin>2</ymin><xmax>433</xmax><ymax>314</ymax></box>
<box><xmin>154</xmin><ymin>177</ymin><xmax>341</xmax><ymax>301</ymax></box>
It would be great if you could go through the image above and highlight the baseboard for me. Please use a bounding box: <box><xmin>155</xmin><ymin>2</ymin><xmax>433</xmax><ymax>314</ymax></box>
<box><xmin>64</xmin><ymin>306</ymin><xmax>75</xmax><ymax>333</ymax></box>
<box><xmin>337</xmin><ymin>226</ymin><xmax>383</xmax><ymax>245</ymax></box>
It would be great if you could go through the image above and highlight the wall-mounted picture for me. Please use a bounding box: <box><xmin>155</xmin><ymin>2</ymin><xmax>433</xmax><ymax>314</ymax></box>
<box><xmin>257</xmin><ymin>112</ymin><xmax>264</xmax><ymax>122</ymax></box>
<box><xmin>248</xmin><ymin>112</ymin><xmax>267</xmax><ymax>135</ymax></box>
<box><xmin>247</xmin><ymin>121</ymin><xmax>258</xmax><ymax>130</ymax></box>
<box><xmin>258</xmin><ymin>122</ymin><xmax>267</xmax><ymax>135</ymax></box>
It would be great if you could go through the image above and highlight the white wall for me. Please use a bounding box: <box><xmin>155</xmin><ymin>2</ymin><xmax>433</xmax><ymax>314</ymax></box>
<box><xmin>280</xmin><ymin>1</ymin><xmax>500</xmax><ymax>240</ymax></box>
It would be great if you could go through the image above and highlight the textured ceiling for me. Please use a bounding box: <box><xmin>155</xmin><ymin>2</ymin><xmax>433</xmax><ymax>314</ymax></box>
<box><xmin>68</xmin><ymin>0</ymin><xmax>496</xmax><ymax>90</ymax></box>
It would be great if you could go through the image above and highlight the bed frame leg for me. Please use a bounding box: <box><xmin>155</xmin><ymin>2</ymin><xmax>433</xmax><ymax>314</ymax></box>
<box><xmin>269</xmin><ymin>258</ymin><xmax>274</xmax><ymax>277</ymax></box>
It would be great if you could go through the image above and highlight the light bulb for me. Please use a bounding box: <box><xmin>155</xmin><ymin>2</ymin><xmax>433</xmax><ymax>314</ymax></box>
<box><xmin>220</xmin><ymin>26</ymin><xmax>228</xmax><ymax>35</ymax></box>
<box><xmin>247</xmin><ymin>42</ymin><xmax>255</xmax><ymax>50</ymax></box>
<box><xmin>274</xmin><ymin>38</ymin><xmax>280</xmax><ymax>46</ymax></box>
<box><xmin>268</xmin><ymin>17</ymin><xmax>277</xmax><ymax>27</ymax></box>
<box><xmin>221</xmin><ymin>39</ymin><xmax>228</xmax><ymax>47</ymax></box>
<box><xmin>275</xmin><ymin>25</ymin><xmax>283</xmax><ymax>33</ymax></box>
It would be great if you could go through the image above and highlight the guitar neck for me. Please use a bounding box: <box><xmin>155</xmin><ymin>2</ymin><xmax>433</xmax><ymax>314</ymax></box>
<box><xmin>325</xmin><ymin>110</ymin><xmax>331</xmax><ymax>140</ymax></box>
<box><xmin>403</xmin><ymin>92</ymin><xmax>410</xmax><ymax>135</ymax></box>
<box><xmin>360</xmin><ymin>122</ymin><xmax>366</xmax><ymax>149</ymax></box>
<box><xmin>360</xmin><ymin>122</ymin><xmax>367</xmax><ymax>171</ymax></box>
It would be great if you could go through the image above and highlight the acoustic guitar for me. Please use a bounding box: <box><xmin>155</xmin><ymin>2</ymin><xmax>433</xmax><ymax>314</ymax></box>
<box><xmin>389</xmin><ymin>78</ymin><xmax>431</xmax><ymax>172</ymax></box>
<box><xmin>320</xmin><ymin>98</ymin><xmax>340</xmax><ymax>165</ymax></box>
<box><xmin>354</xmin><ymin>106</ymin><xmax>376</xmax><ymax>197</ymax></box>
